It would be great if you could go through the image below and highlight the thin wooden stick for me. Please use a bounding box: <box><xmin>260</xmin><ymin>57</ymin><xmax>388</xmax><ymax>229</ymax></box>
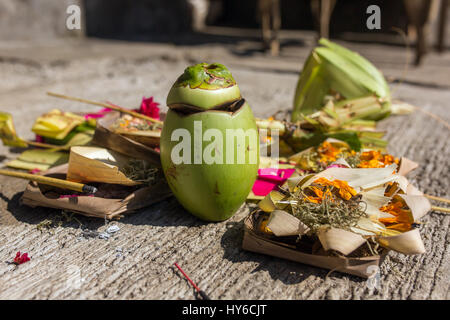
<box><xmin>425</xmin><ymin>194</ymin><xmax>450</xmax><ymax>204</ymax></box>
<box><xmin>0</xmin><ymin>169</ymin><xmax>97</xmax><ymax>193</ymax></box>
<box><xmin>24</xmin><ymin>140</ymin><xmax>66</xmax><ymax>150</ymax></box>
<box><xmin>431</xmin><ymin>205</ymin><xmax>450</xmax><ymax>214</ymax></box>
<box><xmin>47</xmin><ymin>92</ymin><xmax>163</xmax><ymax>126</ymax></box>
<box><xmin>1</xmin><ymin>137</ymin><xmax>65</xmax><ymax>150</ymax></box>
<box><xmin>173</xmin><ymin>262</ymin><xmax>210</xmax><ymax>300</ymax></box>
<box><xmin>413</xmin><ymin>106</ymin><xmax>450</xmax><ymax>130</ymax></box>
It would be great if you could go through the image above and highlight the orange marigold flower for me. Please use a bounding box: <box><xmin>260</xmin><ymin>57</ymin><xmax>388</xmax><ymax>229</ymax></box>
<box><xmin>379</xmin><ymin>199</ymin><xmax>413</xmax><ymax>232</ymax></box>
<box><xmin>358</xmin><ymin>151</ymin><xmax>399</xmax><ymax>168</ymax></box>
<box><xmin>386</xmin><ymin>223</ymin><xmax>411</xmax><ymax>232</ymax></box>
<box><xmin>382</xmin><ymin>154</ymin><xmax>399</xmax><ymax>166</ymax></box>
<box><xmin>358</xmin><ymin>159</ymin><xmax>381</xmax><ymax>168</ymax></box>
<box><xmin>313</xmin><ymin>177</ymin><xmax>357</xmax><ymax>201</ymax></box>
<box><xmin>333</xmin><ymin>179</ymin><xmax>358</xmax><ymax>200</ymax></box>
<box><xmin>314</xmin><ymin>177</ymin><xmax>333</xmax><ymax>186</ymax></box>
<box><xmin>359</xmin><ymin>150</ymin><xmax>380</xmax><ymax>161</ymax></box>
<box><xmin>259</xmin><ymin>216</ymin><xmax>273</xmax><ymax>234</ymax></box>
<box><xmin>317</xmin><ymin>141</ymin><xmax>341</xmax><ymax>163</ymax></box>
<box><xmin>119</xmin><ymin>119</ymin><xmax>130</xmax><ymax>128</ymax></box>
<box><xmin>305</xmin><ymin>186</ymin><xmax>325</xmax><ymax>203</ymax></box>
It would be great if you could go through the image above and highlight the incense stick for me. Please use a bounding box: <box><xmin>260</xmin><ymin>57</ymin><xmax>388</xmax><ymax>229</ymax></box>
<box><xmin>425</xmin><ymin>194</ymin><xmax>450</xmax><ymax>204</ymax></box>
<box><xmin>22</xmin><ymin>140</ymin><xmax>66</xmax><ymax>151</ymax></box>
<box><xmin>413</xmin><ymin>106</ymin><xmax>450</xmax><ymax>130</ymax></box>
<box><xmin>431</xmin><ymin>206</ymin><xmax>450</xmax><ymax>214</ymax></box>
<box><xmin>0</xmin><ymin>169</ymin><xmax>97</xmax><ymax>193</ymax></box>
<box><xmin>173</xmin><ymin>262</ymin><xmax>210</xmax><ymax>300</ymax></box>
<box><xmin>47</xmin><ymin>92</ymin><xmax>163</xmax><ymax>126</ymax></box>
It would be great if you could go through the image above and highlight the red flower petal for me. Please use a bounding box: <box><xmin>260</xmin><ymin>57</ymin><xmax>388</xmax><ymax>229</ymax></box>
<box><xmin>13</xmin><ymin>251</ymin><xmax>30</xmax><ymax>265</ymax></box>
<box><xmin>139</xmin><ymin>96</ymin><xmax>160</xmax><ymax>120</ymax></box>
<box><xmin>21</xmin><ymin>253</ymin><xmax>30</xmax><ymax>263</ymax></box>
<box><xmin>13</xmin><ymin>251</ymin><xmax>21</xmax><ymax>264</ymax></box>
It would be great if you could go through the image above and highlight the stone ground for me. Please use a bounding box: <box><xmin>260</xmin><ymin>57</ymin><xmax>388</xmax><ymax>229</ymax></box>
<box><xmin>0</xmin><ymin>30</ymin><xmax>449</xmax><ymax>299</ymax></box>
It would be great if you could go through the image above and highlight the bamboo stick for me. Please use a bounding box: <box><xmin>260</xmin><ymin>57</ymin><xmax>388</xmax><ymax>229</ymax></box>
<box><xmin>0</xmin><ymin>169</ymin><xmax>97</xmax><ymax>193</ymax></box>
<box><xmin>413</xmin><ymin>105</ymin><xmax>450</xmax><ymax>130</ymax></box>
<box><xmin>47</xmin><ymin>92</ymin><xmax>164</xmax><ymax>126</ymax></box>
<box><xmin>22</xmin><ymin>140</ymin><xmax>66</xmax><ymax>150</ymax></box>
<box><xmin>255</xmin><ymin>118</ymin><xmax>286</xmax><ymax>135</ymax></box>
<box><xmin>425</xmin><ymin>194</ymin><xmax>450</xmax><ymax>204</ymax></box>
<box><xmin>431</xmin><ymin>206</ymin><xmax>450</xmax><ymax>214</ymax></box>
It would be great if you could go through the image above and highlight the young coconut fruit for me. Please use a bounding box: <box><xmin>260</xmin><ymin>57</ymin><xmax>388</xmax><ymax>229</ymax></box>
<box><xmin>161</xmin><ymin>63</ymin><xmax>259</xmax><ymax>221</ymax></box>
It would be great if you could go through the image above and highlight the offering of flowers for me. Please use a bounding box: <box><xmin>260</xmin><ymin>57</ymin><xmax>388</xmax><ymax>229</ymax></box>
<box><xmin>105</xmin><ymin>97</ymin><xmax>162</xmax><ymax>148</ymax></box>
<box><xmin>67</xmin><ymin>146</ymin><xmax>160</xmax><ymax>186</ymax></box>
<box><xmin>111</xmin><ymin>114</ymin><xmax>159</xmax><ymax>132</ymax></box>
<box><xmin>255</xmin><ymin>115</ymin><xmax>388</xmax><ymax>157</ymax></box>
<box><xmin>288</xmin><ymin>139</ymin><xmax>409</xmax><ymax>173</ymax></box>
<box><xmin>110</xmin><ymin>96</ymin><xmax>161</xmax><ymax>132</ymax></box>
<box><xmin>243</xmin><ymin>163</ymin><xmax>431</xmax><ymax>277</ymax></box>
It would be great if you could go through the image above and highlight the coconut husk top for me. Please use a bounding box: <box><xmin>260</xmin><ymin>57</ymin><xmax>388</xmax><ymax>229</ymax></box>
<box><xmin>166</xmin><ymin>63</ymin><xmax>242</xmax><ymax>110</ymax></box>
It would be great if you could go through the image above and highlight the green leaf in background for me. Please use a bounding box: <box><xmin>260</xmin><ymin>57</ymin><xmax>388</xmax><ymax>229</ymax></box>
<box><xmin>292</xmin><ymin>38</ymin><xmax>391</xmax><ymax>123</ymax></box>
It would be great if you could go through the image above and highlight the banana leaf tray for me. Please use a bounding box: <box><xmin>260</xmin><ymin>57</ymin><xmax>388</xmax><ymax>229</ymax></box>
<box><xmin>92</xmin><ymin>111</ymin><xmax>162</xmax><ymax>166</ymax></box>
<box><xmin>242</xmin><ymin>211</ymin><xmax>388</xmax><ymax>278</ymax></box>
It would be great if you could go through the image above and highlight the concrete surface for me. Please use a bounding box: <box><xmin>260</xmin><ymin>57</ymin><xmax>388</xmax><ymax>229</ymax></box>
<box><xmin>0</xmin><ymin>33</ymin><xmax>449</xmax><ymax>299</ymax></box>
<box><xmin>0</xmin><ymin>0</ymin><xmax>84</xmax><ymax>40</ymax></box>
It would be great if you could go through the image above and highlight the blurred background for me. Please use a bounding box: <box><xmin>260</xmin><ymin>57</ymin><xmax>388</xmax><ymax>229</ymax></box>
<box><xmin>0</xmin><ymin>0</ymin><xmax>448</xmax><ymax>145</ymax></box>
<box><xmin>0</xmin><ymin>0</ymin><xmax>448</xmax><ymax>62</ymax></box>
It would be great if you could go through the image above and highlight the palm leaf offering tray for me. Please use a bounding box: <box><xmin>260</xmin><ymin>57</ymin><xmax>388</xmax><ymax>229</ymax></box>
<box><xmin>67</xmin><ymin>146</ymin><xmax>159</xmax><ymax>186</ymax></box>
<box><xmin>242</xmin><ymin>211</ymin><xmax>389</xmax><ymax>278</ymax></box>
<box><xmin>6</xmin><ymin>149</ymin><xmax>69</xmax><ymax>172</ymax></box>
<box><xmin>109</xmin><ymin>113</ymin><xmax>161</xmax><ymax>146</ymax></box>
<box><xmin>243</xmin><ymin>163</ymin><xmax>431</xmax><ymax>277</ymax></box>
<box><xmin>21</xmin><ymin>164</ymin><xmax>171</xmax><ymax>219</ymax></box>
<box><xmin>93</xmin><ymin>111</ymin><xmax>161</xmax><ymax>165</ymax></box>
<box><xmin>287</xmin><ymin>138</ymin><xmax>418</xmax><ymax>174</ymax></box>
<box><xmin>101</xmin><ymin>97</ymin><xmax>163</xmax><ymax>149</ymax></box>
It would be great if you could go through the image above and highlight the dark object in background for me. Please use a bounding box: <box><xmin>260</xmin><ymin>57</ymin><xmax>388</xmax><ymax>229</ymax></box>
<box><xmin>84</xmin><ymin>0</ymin><xmax>193</xmax><ymax>38</ymax></box>
<box><xmin>310</xmin><ymin>0</ymin><xmax>336</xmax><ymax>39</ymax></box>
<box><xmin>403</xmin><ymin>0</ymin><xmax>446</xmax><ymax>65</ymax></box>
<box><xmin>437</xmin><ymin>0</ymin><xmax>448</xmax><ymax>52</ymax></box>
<box><xmin>258</xmin><ymin>0</ymin><xmax>281</xmax><ymax>56</ymax></box>
<box><xmin>82</xmin><ymin>0</ymin><xmax>447</xmax><ymax>64</ymax></box>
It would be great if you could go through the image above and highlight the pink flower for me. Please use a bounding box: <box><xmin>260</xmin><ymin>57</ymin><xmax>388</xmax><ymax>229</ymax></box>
<box><xmin>84</xmin><ymin>108</ymin><xmax>112</xmax><ymax>119</ymax></box>
<box><xmin>326</xmin><ymin>164</ymin><xmax>349</xmax><ymax>169</ymax></box>
<box><xmin>13</xmin><ymin>252</ymin><xmax>30</xmax><ymax>265</ymax></box>
<box><xmin>29</xmin><ymin>168</ymin><xmax>41</xmax><ymax>174</ymax></box>
<box><xmin>252</xmin><ymin>168</ymin><xmax>296</xmax><ymax>196</ymax></box>
<box><xmin>138</xmin><ymin>96</ymin><xmax>160</xmax><ymax>120</ymax></box>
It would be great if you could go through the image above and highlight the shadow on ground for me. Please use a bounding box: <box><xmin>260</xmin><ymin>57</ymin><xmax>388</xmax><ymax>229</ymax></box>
<box><xmin>120</xmin><ymin>197</ymin><xmax>206</xmax><ymax>228</ymax></box>
<box><xmin>220</xmin><ymin>218</ymin><xmax>367</xmax><ymax>286</ymax></box>
<box><xmin>2</xmin><ymin>187</ymin><xmax>204</xmax><ymax>230</ymax></box>
<box><xmin>3</xmin><ymin>191</ymin><xmax>106</xmax><ymax>231</ymax></box>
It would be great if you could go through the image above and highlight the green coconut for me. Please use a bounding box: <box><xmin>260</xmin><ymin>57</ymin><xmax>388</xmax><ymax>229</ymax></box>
<box><xmin>161</xmin><ymin>63</ymin><xmax>259</xmax><ymax>221</ymax></box>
